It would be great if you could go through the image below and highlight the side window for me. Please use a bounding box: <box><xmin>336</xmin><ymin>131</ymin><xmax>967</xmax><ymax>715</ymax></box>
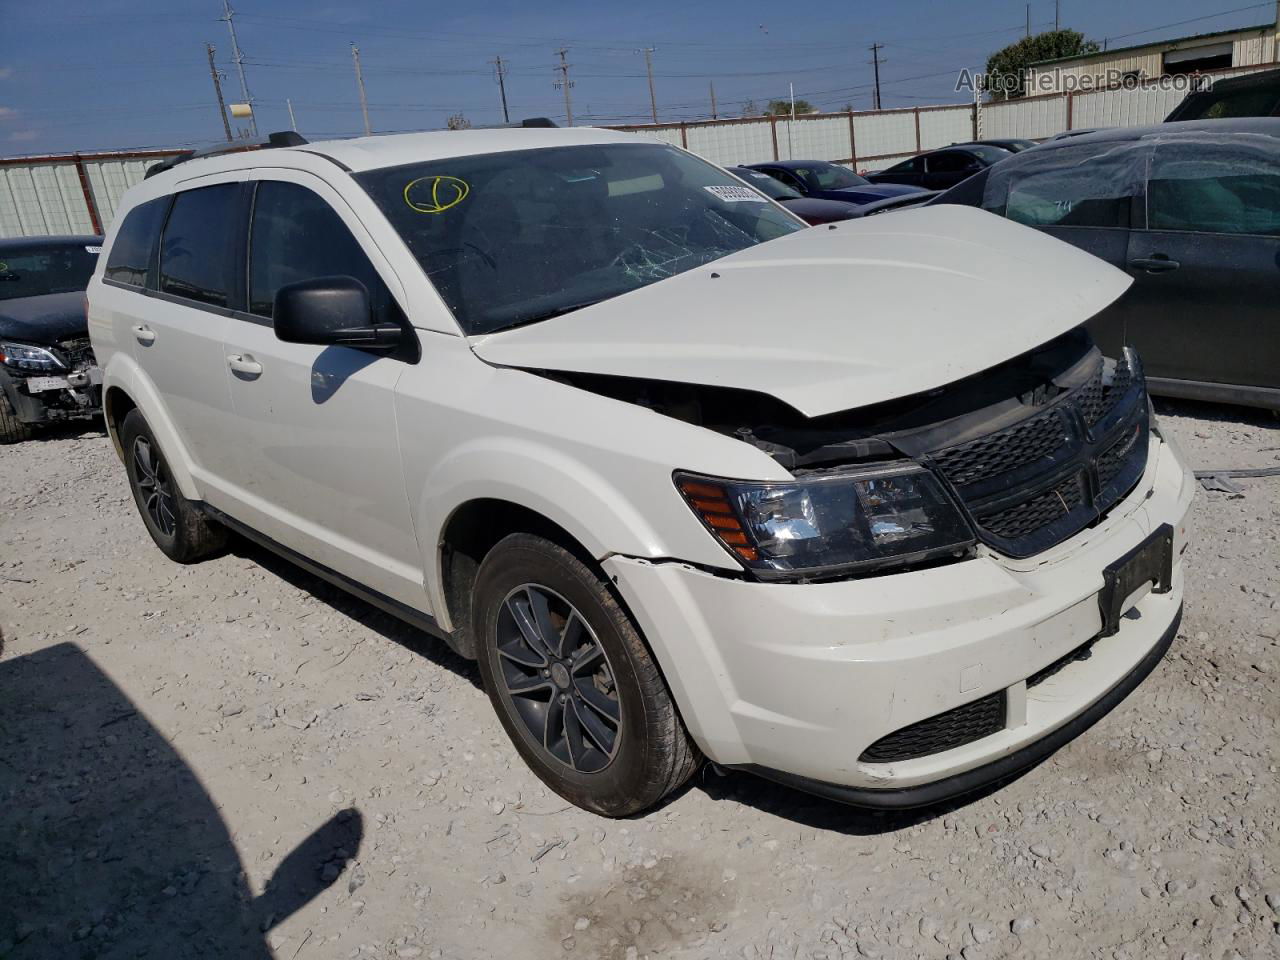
<box><xmin>1148</xmin><ymin>142</ymin><xmax>1280</xmax><ymax>237</ymax></box>
<box><xmin>767</xmin><ymin>168</ymin><xmax>806</xmax><ymax>192</ymax></box>
<box><xmin>159</xmin><ymin>184</ymin><xmax>239</xmax><ymax>307</ymax></box>
<box><xmin>248</xmin><ymin>181</ymin><xmax>394</xmax><ymax>321</ymax></box>
<box><xmin>1000</xmin><ymin>145</ymin><xmax>1140</xmax><ymax>228</ymax></box>
<box><xmin>104</xmin><ymin>197</ymin><xmax>167</xmax><ymax>287</ymax></box>
<box><xmin>886</xmin><ymin>156</ymin><xmax>924</xmax><ymax>174</ymax></box>
<box><xmin>927</xmin><ymin>152</ymin><xmax>978</xmax><ymax>174</ymax></box>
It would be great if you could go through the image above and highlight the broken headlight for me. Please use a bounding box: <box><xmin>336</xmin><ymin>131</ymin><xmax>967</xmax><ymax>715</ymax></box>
<box><xmin>676</xmin><ymin>464</ymin><xmax>974</xmax><ymax>578</ymax></box>
<box><xmin>0</xmin><ymin>341</ymin><xmax>65</xmax><ymax>372</ymax></box>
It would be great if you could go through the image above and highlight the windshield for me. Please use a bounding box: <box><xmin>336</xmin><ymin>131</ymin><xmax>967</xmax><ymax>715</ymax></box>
<box><xmin>730</xmin><ymin>168</ymin><xmax>801</xmax><ymax>201</ymax></box>
<box><xmin>791</xmin><ymin>162</ymin><xmax>870</xmax><ymax>190</ymax></box>
<box><xmin>356</xmin><ymin>142</ymin><xmax>805</xmax><ymax>334</ymax></box>
<box><xmin>0</xmin><ymin>242</ymin><xmax>99</xmax><ymax>301</ymax></box>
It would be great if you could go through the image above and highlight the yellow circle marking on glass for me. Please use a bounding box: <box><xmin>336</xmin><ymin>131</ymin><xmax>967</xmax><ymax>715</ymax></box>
<box><xmin>404</xmin><ymin>175</ymin><xmax>470</xmax><ymax>214</ymax></box>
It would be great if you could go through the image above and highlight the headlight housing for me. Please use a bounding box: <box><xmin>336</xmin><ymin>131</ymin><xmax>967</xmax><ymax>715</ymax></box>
<box><xmin>676</xmin><ymin>463</ymin><xmax>974</xmax><ymax>579</ymax></box>
<box><xmin>0</xmin><ymin>341</ymin><xmax>65</xmax><ymax>372</ymax></box>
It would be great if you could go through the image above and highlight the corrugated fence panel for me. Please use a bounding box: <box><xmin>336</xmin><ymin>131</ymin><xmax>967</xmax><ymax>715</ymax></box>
<box><xmin>983</xmin><ymin>95</ymin><xmax>1067</xmax><ymax>139</ymax></box>
<box><xmin>918</xmin><ymin>106</ymin><xmax>973</xmax><ymax>150</ymax></box>
<box><xmin>1073</xmin><ymin>84</ymin><xmax>1176</xmax><ymax>129</ymax></box>
<box><xmin>84</xmin><ymin>158</ymin><xmax>165</xmax><ymax>226</ymax></box>
<box><xmin>852</xmin><ymin>110</ymin><xmax>917</xmax><ymax>159</ymax></box>
<box><xmin>0</xmin><ymin>165</ymin><xmax>93</xmax><ymax>238</ymax></box>
<box><xmin>684</xmin><ymin>121</ymin><xmax>773</xmax><ymax>165</ymax></box>
<box><xmin>632</xmin><ymin>126</ymin><xmax>684</xmax><ymax>149</ymax></box>
<box><xmin>784</xmin><ymin>115</ymin><xmax>849</xmax><ymax>162</ymax></box>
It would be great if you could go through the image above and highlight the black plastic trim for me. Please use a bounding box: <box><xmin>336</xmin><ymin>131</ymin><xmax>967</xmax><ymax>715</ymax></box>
<box><xmin>1147</xmin><ymin>376</ymin><xmax>1280</xmax><ymax>412</ymax></box>
<box><xmin>201</xmin><ymin>504</ymin><xmax>451</xmax><ymax>646</ymax></box>
<box><xmin>732</xmin><ymin>603</ymin><xmax>1181</xmax><ymax>810</ymax></box>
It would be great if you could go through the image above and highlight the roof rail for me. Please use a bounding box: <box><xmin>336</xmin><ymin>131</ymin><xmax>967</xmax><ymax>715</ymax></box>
<box><xmin>466</xmin><ymin>117</ymin><xmax>559</xmax><ymax>130</ymax></box>
<box><xmin>144</xmin><ymin>131</ymin><xmax>309</xmax><ymax>179</ymax></box>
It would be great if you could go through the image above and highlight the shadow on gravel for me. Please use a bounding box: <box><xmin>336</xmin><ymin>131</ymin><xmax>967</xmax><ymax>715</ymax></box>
<box><xmin>24</xmin><ymin>421</ymin><xmax>108</xmax><ymax>444</ymax></box>
<box><xmin>1153</xmin><ymin>396</ymin><xmax>1276</xmax><ymax>429</ymax></box>
<box><xmin>691</xmin><ymin>762</ymin><xmax>1042</xmax><ymax>836</ymax></box>
<box><xmin>226</xmin><ymin>536</ymin><xmax>482</xmax><ymax>690</ymax></box>
<box><xmin>0</xmin><ymin>642</ymin><xmax>361</xmax><ymax>959</ymax></box>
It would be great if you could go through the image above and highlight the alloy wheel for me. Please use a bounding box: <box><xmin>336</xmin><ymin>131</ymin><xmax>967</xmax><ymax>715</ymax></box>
<box><xmin>494</xmin><ymin>584</ymin><xmax>622</xmax><ymax>773</ymax></box>
<box><xmin>132</xmin><ymin>437</ymin><xmax>177</xmax><ymax>537</ymax></box>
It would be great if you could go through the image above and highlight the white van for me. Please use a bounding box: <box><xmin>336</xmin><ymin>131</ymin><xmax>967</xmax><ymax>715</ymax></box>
<box><xmin>88</xmin><ymin>127</ymin><xmax>1193</xmax><ymax>816</ymax></box>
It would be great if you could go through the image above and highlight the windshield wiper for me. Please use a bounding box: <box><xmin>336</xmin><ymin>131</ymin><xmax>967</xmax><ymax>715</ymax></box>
<box><xmin>484</xmin><ymin>297</ymin><xmax>612</xmax><ymax>335</ymax></box>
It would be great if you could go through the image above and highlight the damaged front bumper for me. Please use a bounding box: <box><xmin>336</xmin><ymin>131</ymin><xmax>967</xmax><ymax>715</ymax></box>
<box><xmin>1</xmin><ymin>355</ymin><xmax>103</xmax><ymax>425</ymax></box>
<box><xmin>603</xmin><ymin>433</ymin><xmax>1194</xmax><ymax>808</ymax></box>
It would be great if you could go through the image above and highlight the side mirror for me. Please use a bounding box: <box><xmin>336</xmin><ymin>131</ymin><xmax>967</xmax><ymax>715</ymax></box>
<box><xmin>273</xmin><ymin>276</ymin><xmax>402</xmax><ymax>350</ymax></box>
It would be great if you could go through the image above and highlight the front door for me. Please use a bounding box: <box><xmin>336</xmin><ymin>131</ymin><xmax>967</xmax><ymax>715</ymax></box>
<box><xmin>1121</xmin><ymin>139</ymin><xmax>1280</xmax><ymax>390</ymax></box>
<box><xmin>220</xmin><ymin>173</ymin><xmax>426</xmax><ymax>609</ymax></box>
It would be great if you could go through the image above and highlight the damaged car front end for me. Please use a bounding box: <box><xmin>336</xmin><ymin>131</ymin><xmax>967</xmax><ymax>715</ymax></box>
<box><xmin>0</xmin><ymin>236</ymin><xmax>104</xmax><ymax>442</ymax></box>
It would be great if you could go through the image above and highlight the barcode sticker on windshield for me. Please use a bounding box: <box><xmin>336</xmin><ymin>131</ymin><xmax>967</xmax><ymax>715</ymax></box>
<box><xmin>704</xmin><ymin>185</ymin><xmax>767</xmax><ymax>203</ymax></box>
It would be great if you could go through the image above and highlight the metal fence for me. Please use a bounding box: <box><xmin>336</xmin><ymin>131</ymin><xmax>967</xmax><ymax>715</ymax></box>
<box><xmin>0</xmin><ymin>62</ymin><xmax>1274</xmax><ymax>238</ymax></box>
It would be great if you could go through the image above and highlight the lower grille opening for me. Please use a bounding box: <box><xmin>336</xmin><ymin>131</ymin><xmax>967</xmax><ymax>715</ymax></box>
<box><xmin>859</xmin><ymin>690</ymin><xmax>1007</xmax><ymax>763</ymax></box>
<box><xmin>1027</xmin><ymin>638</ymin><xmax>1096</xmax><ymax>689</ymax></box>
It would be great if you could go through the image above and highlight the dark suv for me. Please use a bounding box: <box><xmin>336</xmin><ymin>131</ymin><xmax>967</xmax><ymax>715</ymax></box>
<box><xmin>1165</xmin><ymin>68</ymin><xmax>1280</xmax><ymax>121</ymax></box>
<box><xmin>0</xmin><ymin>235</ymin><xmax>103</xmax><ymax>441</ymax></box>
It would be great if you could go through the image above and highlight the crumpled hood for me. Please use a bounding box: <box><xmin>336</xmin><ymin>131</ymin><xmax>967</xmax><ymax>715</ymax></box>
<box><xmin>471</xmin><ymin>206</ymin><xmax>1132</xmax><ymax>418</ymax></box>
<box><xmin>0</xmin><ymin>291</ymin><xmax>88</xmax><ymax>344</ymax></box>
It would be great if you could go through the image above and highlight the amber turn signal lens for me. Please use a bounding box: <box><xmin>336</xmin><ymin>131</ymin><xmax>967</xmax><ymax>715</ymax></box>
<box><xmin>676</xmin><ymin>477</ymin><xmax>759</xmax><ymax>562</ymax></box>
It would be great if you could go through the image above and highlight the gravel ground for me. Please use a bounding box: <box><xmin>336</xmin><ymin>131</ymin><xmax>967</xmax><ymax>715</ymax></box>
<box><xmin>1</xmin><ymin>399</ymin><xmax>1277</xmax><ymax>960</ymax></box>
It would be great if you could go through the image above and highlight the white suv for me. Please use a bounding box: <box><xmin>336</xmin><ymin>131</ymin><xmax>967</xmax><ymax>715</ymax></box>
<box><xmin>88</xmin><ymin>127</ymin><xmax>1194</xmax><ymax>816</ymax></box>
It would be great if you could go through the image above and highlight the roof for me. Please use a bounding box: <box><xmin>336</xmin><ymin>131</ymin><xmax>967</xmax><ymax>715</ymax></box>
<box><xmin>1029</xmin><ymin>20</ymin><xmax>1276</xmax><ymax>69</ymax></box>
<box><xmin>294</xmin><ymin>126</ymin><xmax>645</xmax><ymax>173</ymax></box>
<box><xmin>1016</xmin><ymin>116</ymin><xmax>1280</xmax><ymax>150</ymax></box>
<box><xmin>0</xmin><ymin>235</ymin><xmax>103</xmax><ymax>250</ymax></box>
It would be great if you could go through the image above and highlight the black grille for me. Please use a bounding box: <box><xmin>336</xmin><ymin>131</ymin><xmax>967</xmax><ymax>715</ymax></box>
<box><xmin>978</xmin><ymin>475</ymin><xmax>1083</xmax><ymax>540</ymax></box>
<box><xmin>57</xmin><ymin>336</ymin><xmax>96</xmax><ymax>368</ymax></box>
<box><xmin>933</xmin><ymin>411</ymin><xmax>1067</xmax><ymax>486</ymax></box>
<box><xmin>859</xmin><ymin>690</ymin><xmax>1006</xmax><ymax>763</ymax></box>
<box><xmin>928</xmin><ymin>352</ymin><xmax>1149</xmax><ymax>558</ymax></box>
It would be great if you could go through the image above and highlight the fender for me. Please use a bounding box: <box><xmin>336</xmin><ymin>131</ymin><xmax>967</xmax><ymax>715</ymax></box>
<box><xmin>101</xmin><ymin>352</ymin><xmax>202</xmax><ymax>501</ymax></box>
<box><xmin>417</xmin><ymin>437</ymin><xmax>679</xmax><ymax>632</ymax></box>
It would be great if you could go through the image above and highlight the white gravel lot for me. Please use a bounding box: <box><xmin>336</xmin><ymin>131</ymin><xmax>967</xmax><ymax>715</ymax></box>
<box><xmin>1</xmin><ymin>399</ymin><xmax>1277</xmax><ymax>960</ymax></box>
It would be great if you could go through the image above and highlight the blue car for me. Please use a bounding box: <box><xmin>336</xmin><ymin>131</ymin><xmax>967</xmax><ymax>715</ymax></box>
<box><xmin>745</xmin><ymin>160</ymin><xmax>928</xmax><ymax>206</ymax></box>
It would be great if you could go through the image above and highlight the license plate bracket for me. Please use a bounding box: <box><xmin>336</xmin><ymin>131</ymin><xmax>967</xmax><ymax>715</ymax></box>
<box><xmin>1098</xmin><ymin>523</ymin><xmax>1174</xmax><ymax>637</ymax></box>
<box><xmin>25</xmin><ymin>376</ymin><xmax>69</xmax><ymax>393</ymax></box>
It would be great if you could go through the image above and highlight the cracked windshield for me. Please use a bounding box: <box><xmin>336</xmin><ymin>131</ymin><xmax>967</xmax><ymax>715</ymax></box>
<box><xmin>355</xmin><ymin>142</ymin><xmax>804</xmax><ymax>334</ymax></box>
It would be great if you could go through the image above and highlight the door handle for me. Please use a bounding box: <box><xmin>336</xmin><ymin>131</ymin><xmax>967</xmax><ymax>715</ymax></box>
<box><xmin>1129</xmin><ymin>257</ymin><xmax>1180</xmax><ymax>273</ymax></box>
<box><xmin>227</xmin><ymin>354</ymin><xmax>263</xmax><ymax>377</ymax></box>
<box><xmin>131</xmin><ymin>324</ymin><xmax>156</xmax><ymax>345</ymax></box>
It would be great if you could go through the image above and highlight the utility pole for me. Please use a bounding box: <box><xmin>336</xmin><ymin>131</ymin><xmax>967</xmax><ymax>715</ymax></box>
<box><xmin>351</xmin><ymin>43</ymin><xmax>372</xmax><ymax>136</ymax></box>
<box><xmin>1055</xmin><ymin>0</ymin><xmax>1060</xmax><ymax>31</ymax></box>
<box><xmin>1026</xmin><ymin>4</ymin><xmax>1031</xmax><ymax>38</ymax></box>
<box><xmin>490</xmin><ymin>54</ymin><xmax>510</xmax><ymax>123</ymax></box>
<box><xmin>709</xmin><ymin>80</ymin><xmax>718</xmax><ymax>120</ymax></box>
<box><xmin>219</xmin><ymin>0</ymin><xmax>256</xmax><ymax>137</ymax></box>
<box><xmin>640</xmin><ymin>47</ymin><xmax>658</xmax><ymax>123</ymax></box>
<box><xmin>869</xmin><ymin>43</ymin><xmax>883</xmax><ymax>111</ymax></box>
<box><xmin>787</xmin><ymin>81</ymin><xmax>796</xmax><ymax>159</ymax></box>
<box><xmin>554</xmin><ymin>48</ymin><xmax>574</xmax><ymax>126</ymax></box>
<box><xmin>286</xmin><ymin>98</ymin><xmax>297</xmax><ymax>132</ymax></box>
<box><xmin>206</xmin><ymin>43</ymin><xmax>233</xmax><ymax>142</ymax></box>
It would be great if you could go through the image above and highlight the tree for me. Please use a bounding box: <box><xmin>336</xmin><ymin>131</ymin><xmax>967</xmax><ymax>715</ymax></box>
<box><xmin>985</xmin><ymin>29</ymin><xmax>1099</xmax><ymax>99</ymax></box>
<box><xmin>764</xmin><ymin>98</ymin><xmax>815</xmax><ymax>116</ymax></box>
<box><xmin>741</xmin><ymin>99</ymin><xmax>761</xmax><ymax>117</ymax></box>
<box><xmin>446</xmin><ymin>112</ymin><xmax>472</xmax><ymax>130</ymax></box>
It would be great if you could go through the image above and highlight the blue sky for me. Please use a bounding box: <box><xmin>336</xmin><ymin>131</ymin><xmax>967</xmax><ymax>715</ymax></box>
<box><xmin>4</xmin><ymin>0</ymin><xmax>1277</xmax><ymax>155</ymax></box>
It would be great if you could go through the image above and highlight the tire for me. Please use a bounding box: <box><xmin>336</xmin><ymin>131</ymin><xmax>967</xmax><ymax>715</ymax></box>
<box><xmin>473</xmin><ymin>534</ymin><xmax>699</xmax><ymax>817</ymax></box>
<box><xmin>120</xmin><ymin>409</ymin><xmax>226</xmax><ymax>563</ymax></box>
<box><xmin>0</xmin><ymin>389</ymin><xmax>34</xmax><ymax>444</ymax></box>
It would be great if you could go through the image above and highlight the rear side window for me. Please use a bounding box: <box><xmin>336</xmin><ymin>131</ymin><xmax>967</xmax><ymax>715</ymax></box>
<box><xmin>989</xmin><ymin>142</ymin><xmax>1146</xmax><ymax>229</ymax></box>
<box><xmin>886</xmin><ymin>156</ymin><xmax>924</xmax><ymax>174</ymax></box>
<box><xmin>159</xmin><ymin>184</ymin><xmax>239</xmax><ymax>307</ymax></box>
<box><xmin>927</xmin><ymin>152</ymin><xmax>978</xmax><ymax>174</ymax></box>
<box><xmin>1148</xmin><ymin>141</ymin><xmax>1280</xmax><ymax>236</ymax></box>
<box><xmin>104</xmin><ymin>198</ymin><xmax>167</xmax><ymax>287</ymax></box>
<box><xmin>247</xmin><ymin>181</ymin><xmax>395</xmax><ymax>321</ymax></box>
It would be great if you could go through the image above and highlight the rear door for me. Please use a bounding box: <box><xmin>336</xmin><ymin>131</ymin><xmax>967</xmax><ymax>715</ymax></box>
<box><xmin>220</xmin><ymin>172</ymin><xmax>425</xmax><ymax>608</ymax></box>
<box><xmin>132</xmin><ymin>177</ymin><xmax>246</xmax><ymax>499</ymax></box>
<box><xmin>1123</xmin><ymin>138</ymin><xmax>1280</xmax><ymax>389</ymax></box>
<box><xmin>991</xmin><ymin>140</ymin><xmax>1148</xmax><ymax>357</ymax></box>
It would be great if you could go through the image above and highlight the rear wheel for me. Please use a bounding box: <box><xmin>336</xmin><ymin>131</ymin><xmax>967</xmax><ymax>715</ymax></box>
<box><xmin>0</xmin><ymin>390</ymin><xmax>34</xmax><ymax>444</ymax></box>
<box><xmin>120</xmin><ymin>409</ymin><xmax>226</xmax><ymax>563</ymax></box>
<box><xmin>473</xmin><ymin>534</ymin><xmax>699</xmax><ymax>816</ymax></box>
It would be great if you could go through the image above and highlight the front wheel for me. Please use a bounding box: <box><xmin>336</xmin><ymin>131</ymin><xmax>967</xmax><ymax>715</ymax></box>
<box><xmin>473</xmin><ymin>534</ymin><xmax>699</xmax><ymax>816</ymax></box>
<box><xmin>120</xmin><ymin>409</ymin><xmax>226</xmax><ymax>563</ymax></box>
